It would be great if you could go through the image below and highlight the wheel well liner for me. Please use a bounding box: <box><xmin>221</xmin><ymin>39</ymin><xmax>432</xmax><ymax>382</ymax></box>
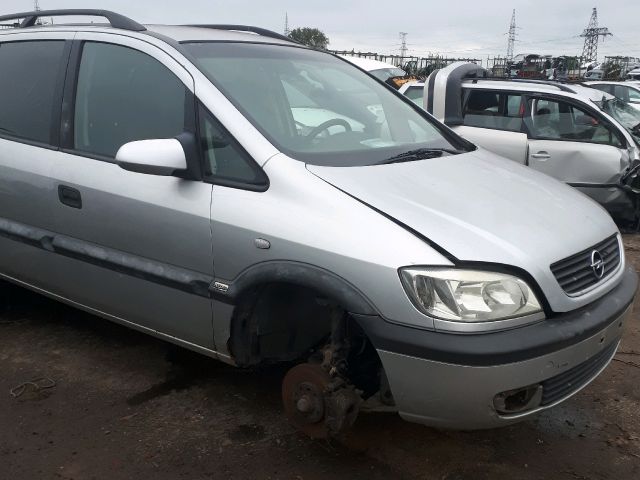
<box><xmin>217</xmin><ymin>261</ymin><xmax>378</xmax><ymax>316</ymax></box>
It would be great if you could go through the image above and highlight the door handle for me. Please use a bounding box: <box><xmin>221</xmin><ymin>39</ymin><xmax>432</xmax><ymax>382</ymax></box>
<box><xmin>58</xmin><ymin>185</ymin><xmax>82</xmax><ymax>209</ymax></box>
<box><xmin>531</xmin><ymin>151</ymin><xmax>551</xmax><ymax>159</ymax></box>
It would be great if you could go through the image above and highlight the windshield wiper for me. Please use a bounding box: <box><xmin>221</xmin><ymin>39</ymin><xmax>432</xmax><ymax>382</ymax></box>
<box><xmin>378</xmin><ymin>147</ymin><xmax>463</xmax><ymax>165</ymax></box>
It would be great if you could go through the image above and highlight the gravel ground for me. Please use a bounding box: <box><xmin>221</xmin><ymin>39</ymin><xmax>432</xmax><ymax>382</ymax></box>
<box><xmin>1</xmin><ymin>237</ymin><xmax>639</xmax><ymax>480</ymax></box>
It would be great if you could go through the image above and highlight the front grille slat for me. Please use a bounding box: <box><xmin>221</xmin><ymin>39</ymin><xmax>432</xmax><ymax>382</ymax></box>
<box><xmin>550</xmin><ymin>235</ymin><xmax>621</xmax><ymax>295</ymax></box>
<box><xmin>541</xmin><ymin>342</ymin><xmax>617</xmax><ymax>405</ymax></box>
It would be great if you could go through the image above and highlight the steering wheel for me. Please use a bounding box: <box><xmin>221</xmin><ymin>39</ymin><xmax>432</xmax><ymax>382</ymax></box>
<box><xmin>305</xmin><ymin>119</ymin><xmax>352</xmax><ymax>142</ymax></box>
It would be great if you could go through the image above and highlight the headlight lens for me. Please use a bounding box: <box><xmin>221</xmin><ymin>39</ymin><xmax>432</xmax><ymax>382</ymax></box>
<box><xmin>400</xmin><ymin>268</ymin><xmax>543</xmax><ymax>322</ymax></box>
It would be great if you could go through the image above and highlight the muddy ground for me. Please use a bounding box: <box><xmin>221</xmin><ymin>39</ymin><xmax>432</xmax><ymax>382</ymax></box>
<box><xmin>1</xmin><ymin>239</ymin><xmax>640</xmax><ymax>480</ymax></box>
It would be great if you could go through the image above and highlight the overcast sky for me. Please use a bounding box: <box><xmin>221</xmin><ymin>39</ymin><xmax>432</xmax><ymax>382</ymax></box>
<box><xmin>2</xmin><ymin>0</ymin><xmax>639</xmax><ymax>60</ymax></box>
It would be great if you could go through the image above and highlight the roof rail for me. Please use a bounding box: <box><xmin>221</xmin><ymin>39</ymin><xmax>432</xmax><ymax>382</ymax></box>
<box><xmin>185</xmin><ymin>24</ymin><xmax>297</xmax><ymax>44</ymax></box>
<box><xmin>0</xmin><ymin>9</ymin><xmax>146</xmax><ymax>32</ymax></box>
<box><xmin>470</xmin><ymin>77</ymin><xmax>576</xmax><ymax>93</ymax></box>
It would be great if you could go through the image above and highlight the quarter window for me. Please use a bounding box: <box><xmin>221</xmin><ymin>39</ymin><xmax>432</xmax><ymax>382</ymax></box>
<box><xmin>199</xmin><ymin>106</ymin><xmax>266</xmax><ymax>186</ymax></box>
<box><xmin>525</xmin><ymin>98</ymin><xmax>622</xmax><ymax>147</ymax></box>
<box><xmin>0</xmin><ymin>40</ymin><xmax>66</xmax><ymax>144</ymax></box>
<box><xmin>462</xmin><ymin>90</ymin><xmax>523</xmax><ymax>132</ymax></box>
<box><xmin>74</xmin><ymin>42</ymin><xmax>187</xmax><ymax>158</ymax></box>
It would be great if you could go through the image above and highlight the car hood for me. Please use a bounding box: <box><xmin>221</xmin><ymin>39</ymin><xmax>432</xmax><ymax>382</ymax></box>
<box><xmin>307</xmin><ymin>148</ymin><xmax>620</xmax><ymax>312</ymax></box>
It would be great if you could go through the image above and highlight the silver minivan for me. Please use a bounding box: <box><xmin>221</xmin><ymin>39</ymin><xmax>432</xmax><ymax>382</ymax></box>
<box><xmin>0</xmin><ymin>10</ymin><xmax>636</xmax><ymax>438</ymax></box>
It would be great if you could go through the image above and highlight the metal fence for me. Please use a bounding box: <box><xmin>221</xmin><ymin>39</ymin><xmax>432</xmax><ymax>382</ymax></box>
<box><xmin>333</xmin><ymin>49</ymin><xmax>639</xmax><ymax>80</ymax></box>
<box><xmin>330</xmin><ymin>50</ymin><xmax>483</xmax><ymax>76</ymax></box>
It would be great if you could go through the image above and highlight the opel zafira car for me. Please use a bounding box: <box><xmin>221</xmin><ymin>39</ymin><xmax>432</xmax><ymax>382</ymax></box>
<box><xmin>0</xmin><ymin>9</ymin><xmax>636</xmax><ymax>438</ymax></box>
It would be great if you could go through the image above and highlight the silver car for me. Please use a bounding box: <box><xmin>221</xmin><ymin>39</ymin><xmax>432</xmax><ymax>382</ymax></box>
<box><xmin>0</xmin><ymin>9</ymin><xmax>636</xmax><ymax>438</ymax></box>
<box><xmin>401</xmin><ymin>63</ymin><xmax>640</xmax><ymax>224</ymax></box>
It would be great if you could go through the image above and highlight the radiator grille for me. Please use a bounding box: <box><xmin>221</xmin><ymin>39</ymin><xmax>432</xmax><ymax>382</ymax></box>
<box><xmin>550</xmin><ymin>235</ymin><xmax>620</xmax><ymax>295</ymax></box>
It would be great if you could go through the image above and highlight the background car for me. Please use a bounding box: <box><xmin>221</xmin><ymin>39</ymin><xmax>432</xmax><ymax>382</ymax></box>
<box><xmin>339</xmin><ymin>55</ymin><xmax>406</xmax><ymax>83</ymax></box>
<box><xmin>400</xmin><ymin>64</ymin><xmax>640</xmax><ymax>224</ymax></box>
<box><xmin>585</xmin><ymin>80</ymin><xmax>640</xmax><ymax>111</ymax></box>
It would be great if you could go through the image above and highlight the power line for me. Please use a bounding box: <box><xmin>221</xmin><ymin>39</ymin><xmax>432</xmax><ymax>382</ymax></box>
<box><xmin>580</xmin><ymin>7</ymin><xmax>611</xmax><ymax>63</ymax></box>
<box><xmin>399</xmin><ymin>32</ymin><xmax>408</xmax><ymax>58</ymax></box>
<box><xmin>506</xmin><ymin>9</ymin><xmax>517</xmax><ymax>61</ymax></box>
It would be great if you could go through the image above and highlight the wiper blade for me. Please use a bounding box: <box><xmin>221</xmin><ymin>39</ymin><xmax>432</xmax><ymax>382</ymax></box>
<box><xmin>379</xmin><ymin>148</ymin><xmax>462</xmax><ymax>165</ymax></box>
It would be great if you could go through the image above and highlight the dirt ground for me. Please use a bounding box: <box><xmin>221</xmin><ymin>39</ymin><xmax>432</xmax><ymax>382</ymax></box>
<box><xmin>1</xmin><ymin>239</ymin><xmax>639</xmax><ymax>480</ymax></box>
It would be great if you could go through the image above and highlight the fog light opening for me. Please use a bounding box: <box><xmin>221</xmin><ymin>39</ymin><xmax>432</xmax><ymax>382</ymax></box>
<box><xmin>494</xmin><ymin>385</ymin><xmax>543</xmax><ymax>415</ymax></box>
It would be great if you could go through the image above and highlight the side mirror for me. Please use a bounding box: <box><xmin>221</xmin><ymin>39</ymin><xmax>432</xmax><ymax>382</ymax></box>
<box><xmin>115</xmin><ymin>138</ymin><xmax>188</xmax><ymax>176</ymax></box>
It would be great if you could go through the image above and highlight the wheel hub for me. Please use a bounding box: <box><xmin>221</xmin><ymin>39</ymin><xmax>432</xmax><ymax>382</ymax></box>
<box><xmin>282</xmin><ymin>363</ymin><xmax>331</xmax><ymax>438</ymax></box>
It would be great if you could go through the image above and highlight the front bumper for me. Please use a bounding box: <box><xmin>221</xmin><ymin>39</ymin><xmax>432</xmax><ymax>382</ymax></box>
<box><xmin>354</xmin><ymin>266</ymin><xmax>637</xmax><ymax>429</ymax></box>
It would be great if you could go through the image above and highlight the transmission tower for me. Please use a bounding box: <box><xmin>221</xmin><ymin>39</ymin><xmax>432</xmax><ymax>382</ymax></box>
<box><xmin>283</xmin><ymin>12</ymin><xmax>290</xmax><ymax>36</ymax></box>
<box><xmin>580</xmin><ymin>7</ymin><xmax>611</xmax><ymax>63</ymax></box>
<box><xmin>399</xmin><ymin>32</ymin><xmax>408</xmax><ymax>59</ymax></box>
<box><xmin>34</xmin><ymin>0</ymin><xmax>41</xmax><ymax>11</ymax></box>
<box><xmin>506</xmin><ymin>9</ymin><xmax>517</xmax><ymax>62</ymax></box>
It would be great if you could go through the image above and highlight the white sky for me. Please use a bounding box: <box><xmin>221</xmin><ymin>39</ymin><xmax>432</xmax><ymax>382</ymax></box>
<box><xmin>2</xmin><ymin>0</ymin><xmax>639</xmax><ymax>60</ymax></box>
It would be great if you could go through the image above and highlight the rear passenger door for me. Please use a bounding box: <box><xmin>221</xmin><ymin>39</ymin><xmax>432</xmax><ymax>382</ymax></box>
<box><xmin>0</xmin><ymin>34</ymin><xmax>72</xmax><ymax>294</ymax></box>
<box><xmin>524</xmin><ymin>96</ymin><xmax>627</xmax><ymax>197</ymax></box>
<box><xmin>49</xmin><ymin>34</ymin><xmax>216</xmax><ymax>349</ymax></box>
<box><xmin>455</xmin><ymin>89</ymin><xmax>529</xmax><ymax>163</ymax></box>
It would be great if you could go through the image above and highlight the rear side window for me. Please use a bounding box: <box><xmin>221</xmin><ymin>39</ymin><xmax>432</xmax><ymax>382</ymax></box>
<box><xmin>74</xmin><ymin>42</ymin><xmax>187</xmax><ymax>158</ymax></box>
<box><xmin>462</xmin><ymin>90</ymin><xmax>523</xmax><ymax>132</ymax></box>
<box><xmin>0</xmin><ymin>40</ymin><xmax>66</xmax><ymax>144</ymax></box>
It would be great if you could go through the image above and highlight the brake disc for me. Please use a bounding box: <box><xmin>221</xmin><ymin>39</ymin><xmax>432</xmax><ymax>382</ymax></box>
<box><xmin>282</xmin><ymin>363</ymin><xmax>332</xmax><ymax>439</ymax></box>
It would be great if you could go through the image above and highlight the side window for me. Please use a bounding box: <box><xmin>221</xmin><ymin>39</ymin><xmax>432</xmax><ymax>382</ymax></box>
<box><xmin>525</xmin><ymin>98</ymin><xmax>622</xmax><ymax>147</ymax></box>
<box><xmin>591</xmin><ymin>84</ymin><xmax>613</xmax><ymax>95</ymax></box>
<box><xmin>404</xmin><ymin>86</ymin><xmax>424</xmax><ymax>106</ymax></box>
<box><xmin>74</xmin><ymin>42</ymin><xmax>187</xmax><ymax>158</ymax></box>
<box><xmin>0</xmin><ymin>40</ymin><xmax>66</xmax><ymax>144</ymax></box>
<box><xmin>463</xmin><ymin>90</ymin><xmax>523</xmax><ymax>132</ymax></box>
<box><xmin>613</xmin><ymin>85</ymin><xmax>631</xmax><ymax>102</ymax></box>
<box><xmin>199</xmin><ymin>106</ymin><xmax>266</xmax><ymax>186</ymax></box>
<box><xmin>628</xmin><ymin>87</ymin><xmax>640</xmax><ymax>103</ymax></box>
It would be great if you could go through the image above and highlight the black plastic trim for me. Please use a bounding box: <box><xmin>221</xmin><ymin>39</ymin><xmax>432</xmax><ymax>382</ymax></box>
<box><xmin>0</xmin><ymin>9</ymin><xmax>146</xmax><ymax>32</ymax></box>
<box><xmin>185</xmin><ymin>24</ymin><xmax>297</xmax><ymax>45</ymax></box>
<box><xmin>49</xmin><ymin>40</ymin><xmax>73</xmax><ymax>148</ymax></box>
<box><xmin>211</xmin><ymin>261</ymin><xmax>378</xmax><ymax>316</ymax></box>
<box><xmin>353</xmin><ymin>266</ymin><xmax>637</xmax><ymax>367</ymax></box>
<box><xmin>568</xmin><ymin>182</ymin><xmax>621</xmax><ymax>189</ymax></box>
<box><xmin>0</xmin><ymin>216</ymin><xmax>213</xmax><ymax>298</ymax></box>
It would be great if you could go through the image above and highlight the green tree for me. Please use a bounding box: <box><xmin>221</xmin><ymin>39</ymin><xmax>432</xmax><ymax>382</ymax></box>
<box><xmin>288</xmin><ymin>27</ymin><xmax>329</xmax><ymax>49</ymax></box>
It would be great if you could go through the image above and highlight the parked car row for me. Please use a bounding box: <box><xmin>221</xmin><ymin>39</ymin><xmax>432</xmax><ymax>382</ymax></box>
<box><xmin>0</xmin><ymin>10</ymin><xmax>636</xmax><ymax>438</ymax></box>
<box><xmin>395</xmin><ymin>63</ymin><xmax>640</xmax><ymax>224</ymax></box>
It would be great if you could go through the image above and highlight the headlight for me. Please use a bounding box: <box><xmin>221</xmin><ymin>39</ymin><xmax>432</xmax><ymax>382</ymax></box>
<box><xmin>399</xmin><ymin>268</ymin><xmax>543</xmax><ymax>323</ymax></box>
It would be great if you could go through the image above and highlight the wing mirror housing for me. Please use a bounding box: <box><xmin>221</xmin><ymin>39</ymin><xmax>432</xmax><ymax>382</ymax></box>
<box><xmin>116</xmin><ymin>138</ymin><xmax>188</xmax><ymax>176</ymax></box>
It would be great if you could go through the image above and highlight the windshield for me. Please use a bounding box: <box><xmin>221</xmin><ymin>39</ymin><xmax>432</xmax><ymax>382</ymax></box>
<box><xmin>597</xmin><ymin>97</ymin><xmax>640</xmax><ymax>144</ymax></box>
<box><xmin>369</xmin><ymin>67</ymin><xmax>407</xmax><ymax>82</ymax></box>
<box><xmin>184</xmin><ymin>43</ymin><xmax>469</xmax><ymax>166</ymax></box>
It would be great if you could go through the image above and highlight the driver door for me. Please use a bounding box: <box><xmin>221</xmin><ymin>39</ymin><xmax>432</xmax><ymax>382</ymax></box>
<box><xmin>524</xmin><ymin>96</ymin><xmax>628</xmax><ymax>201</ymax></box>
